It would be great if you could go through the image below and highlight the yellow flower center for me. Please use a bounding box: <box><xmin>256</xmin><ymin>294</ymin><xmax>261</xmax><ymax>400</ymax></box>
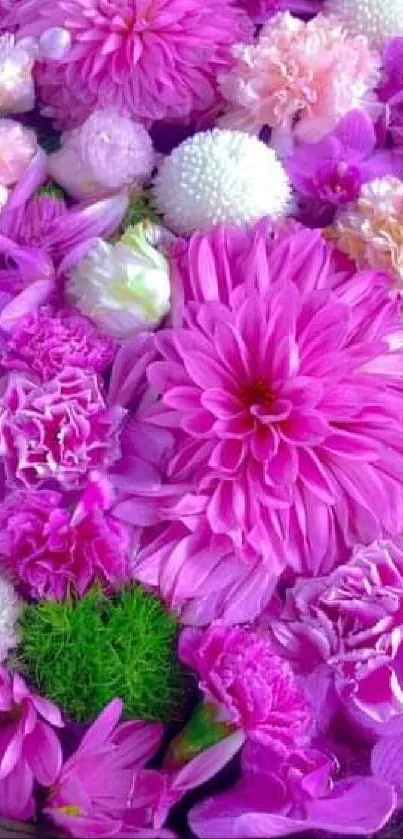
<box><xmin>55</xmin><ymin>805</ymin><xmax>83</xmax><ymax>817</ymax></box>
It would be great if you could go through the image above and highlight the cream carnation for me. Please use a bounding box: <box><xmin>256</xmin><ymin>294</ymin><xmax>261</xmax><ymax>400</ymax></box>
<box><xmin>152</xmin><ymin>129</ymin><xmax>291</xmax><ymax>235</ymax></box>
<box><xmin>67</xmin><ymin>221</ymin><xmax>171</xmax><ymax>339</ymax></box>
<box><xmin>324</xmin><ymin>0</ymin><xmax>403</xmax><ymax>46</ymax></box>
<box><xmin>326</xmin><ymin>176</ymin><xmax>403</xmax><ymax>285</ymax></box>
<box><xmin>0</xmin><ymin>573</ymin><xmax>21</xmax><ymax>663</ymax></box>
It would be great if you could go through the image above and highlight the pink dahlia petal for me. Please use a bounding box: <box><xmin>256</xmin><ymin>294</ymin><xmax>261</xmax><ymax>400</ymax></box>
<box><xmin>0</xmin><ymin>759</ymin><xmax>34</xmax><ymax>821</ymax></box>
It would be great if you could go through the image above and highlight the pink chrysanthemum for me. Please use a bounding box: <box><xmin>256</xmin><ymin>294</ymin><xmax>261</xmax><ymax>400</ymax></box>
<box><xmin>179</xmin><ymin>625</ymin><xmax>311</xmax><ymax>749</ymax></box>
<box><xmin>8</xmin><ymin>0</ymin><xmax>253</xmax><ymax>130</ymax></box>
<box><xmin>0</xmin><ymin>368</ymin><xmax>125</xmax><ymax>490</ymax></box>
<box><xmin>2</xmin><ymin>307</ymin><xmax>116</xmax><ymax>380</ymax></box>
<box><xmin>0</xmin><ymin>487</ymin><xmax>131</xmax><ymax>599</ymax></box>
<box><xmin>270</xmin><ymin>537</ymin><xmax>403</xmax><ymax>725</ymax></box>
<box><xmin>144</xmin><ymin>224</ymin><xmax>403</xmax><ymax>580</ymax></box>
<box><xmin>219</xmin><ymin>12</ymin><xmax>381</xmax><ymax>142</ymax></box>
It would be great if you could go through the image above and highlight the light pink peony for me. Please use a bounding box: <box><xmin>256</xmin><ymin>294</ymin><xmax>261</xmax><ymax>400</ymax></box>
<box><xmin>0</xmin><ymin>482</ymin><xmax>131</xmax><ymax>599</ymax></box>
<box><xmin>45</xmin><ymin>698</ymin><xmax>171</xmax><ymax>838</ymax></box>
<box><xmin>146</xmin><ymin>223</ymin><xmax>403</xmax><ymax>583</ymax></box>
<box><xmin>219</xmin><ymin>12</ymin><xmax>381</xmax><ymax>142</ymax></box>
<box><xmin>190</xmin><ymin>739</ymin><xmax>396</xmax><ymax>837</ymax></box>
<box><xmin>0</xmin><ymin>667</ymin><xmax>63</xmax><ymax>821</ymax></box>
<box><xmin>2</xmin><ymin>307</ymin><xmax>116</xmax><ymax>380</ymax></box>
<box><xmin>48</xmin><ymin>109</ymin><xmax>155</xmax><ymax>200</ymax></box>
<box><xmin>270</xmin><ymin>538</ymin><xmax>403</xmax><ymax>725</ymax></box>
<box><xmin>0</xmin><ymin>368</ymin><xmax>125</xmax><ymax>490</ymax></box>
<box><xmin>0</xmin><ymin>120</ymin><xmax>36</xmax><ymax>187</ymax></box>
<box><xmin>179</xmin><ymin>625</ymin><xmax>312</xmax><ymax>750</ymax></box>
<box><xmin>7</xmin><ymin>0</ymin><xmax>253</xmax><ymax>129</ymax></box>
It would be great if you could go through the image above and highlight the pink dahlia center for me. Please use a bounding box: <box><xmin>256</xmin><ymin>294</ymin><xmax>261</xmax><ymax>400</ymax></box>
<box><xmin>240</xmin><ymin>378</ymin><xmax>274</xmax><ymax>411</ymax></box>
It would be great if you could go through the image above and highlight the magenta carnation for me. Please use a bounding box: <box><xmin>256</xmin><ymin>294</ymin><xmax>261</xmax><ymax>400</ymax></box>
<box><xmin>0</xmin><ymin>667</ymin><xmax>63</xmax><ymax>821</ymax></box>
<box><xmin>145</xmin><ymin>224</ymin><xmax>403</xmax><ymax>582</ymax></box>
<box><xmin>179</xmin><ymin>625</ymin><xmax>312</xmax><ymax>749</ymax></box>
<box><xmin>2</xmin><ymin>307</ymin><xmax>116</xmax><ymax>381</ymax></box>
<box><xmin>270</xmin><ymin>538</ymin><xmax>403</xmax><ymax>725</ymax></box>
<box><xmin>8</xmin><ymin>0</ymin><xmax>252</xmax><ymax>130</ymax></box>
<box><xmin>0</xmin><ymin>487</ymin><xmax>130</xmax><ymax>599</ymax></box>
<box><xmin>0</xmin><ymin>368</ymin><xmax>125</xmax><ymax>490</ymax></box>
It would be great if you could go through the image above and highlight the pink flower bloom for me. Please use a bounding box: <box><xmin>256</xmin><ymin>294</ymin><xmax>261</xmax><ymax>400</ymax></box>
<box><xmin>2</xmin><ymin>306</ymin><xmax>116</xmax><ymax>380</ymax></box>
<box><xmin>372</xmin><ymin>715</ymin><xmax>403</xmax><ymax>806</ymax></box>
<box><xmin>48</xmin><ymin>109</ymin><xmax>155</xmax><ymax>200</ymax></box>
<box><xmin>219</xmin><ymin>12</ymin><xmax>381</xmax><ymax>142</ymax></box>
<box><xmin>0</xmin><ymin>368</ymin><xmax>125</xmax><ymax>490</ymax></box>
<box><xmin>189</xmin><ymin>739</ymin><xmax>396</xmax><ymax>837</ymax></box>
<box><xmin>179</xmin><ymin>625</ymin><xmax>312</xmax><ymax>749</ymax></box>
<box><xmin>270</xmin><ymin>538</ymin><xmax>403</xmax><ymax>725</ymax></box>
<box><xmin>146</xmin><ymin>224</ymin><xmax>403</xmax><ymax>579</ymax></box>
<box><xmin>0</xmin><ymin>188</ymin><xmax>128</xmax><ymax>285</ymax></box>
<box><xmin>0</xmin><ymin>120</ymin><xmax>37</xmax><ymax>187</ymax></box>
<box><xmin>45</xmin><ymin>698</ymin><xmax>167</xmax><ymax>838</ymax></box>
<box><xmin>0</xmin><ymin>34</ymin><xmax>35</xmax><ymax>114</ymax></box>
<box><xmin>9</xmin><ymin>0</ymin><xmax>253</xmax><ymax>130</ymax></box>
<box><xmin>0</xmin><ymin>482</ymin><xmax>130</xmax><ymax>599</ymax></box>
<box><xmin>0</xmin><ymin>666</ymin><xmax>63</xmax><ymax>821</ymax></box>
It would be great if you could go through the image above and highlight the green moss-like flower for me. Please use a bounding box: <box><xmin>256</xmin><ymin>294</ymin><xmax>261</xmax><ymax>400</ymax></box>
<box><xmin>122</xmin><ymin>191</ymin><xmax>160</xmax><ymax>230</ymax></box>
<box><xmin>17</xmin><ymin>586</ymin><xmax>183</xmax><ymax>724</ymax></box>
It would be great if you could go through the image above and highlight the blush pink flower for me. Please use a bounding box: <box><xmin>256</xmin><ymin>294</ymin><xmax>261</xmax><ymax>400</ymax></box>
<box><xmin>0</xmin><ymin>120</ymin><xmax>37</xmax><ymax>187</ymax></box>
<box><xmin>0</xmin><ymin>483</ymin><xmax>130</xmax><ymax>599</ymax></box>
<box><xmin>190</xmin><ymin>739</ymin><xmax>396</xmax><ymax>837</ymax></box>
<box><xmin>179</xmin><ymin>625</ymin><xmax>312</xmax><ymax>750</ymax></box>
<box><xmin>48</xmin><ymin>109</ymin><xmax>155</xmax><ymax>200</ymax></box>
<box><xmin>0</xmin><ymin>666</ymin><xmax>63</xmax><ymax>821</ymax></box>
<box><xmin>270</xmin><ymin>538</ymin><xmax>403</xmax><ymax>725</ymax></box>
<box><xmin>146</xmin><ymin>224</ymin><xmax>403</xmax><ymax>579</ymax></box>
<box><xmin>45</xmin><ymin>698</ymin><xmax>168</xmax><ymax>838</ymax></box>
<box><xmin>9</xmin><ymin>0</ymin><xmax>253</xmax><ymax>130</ymax></box>
<box><xmin>0</xmin><ymin>34</ymin><xmax>36</xmax><ymax>114</ymax></box>
<box><xmin>2</xmin><ymin>307</ymin><xmax>116</xmax><ymax>381</ymax></box>
<box><xmin>0</xmin><ymin>368</ymin><xmax>125</xmax><ymax>490</ymax></box>
<box><xmin>219</xmin><ymin>12</ymin><xmax>381</xmax><ymax>142</ymax></box>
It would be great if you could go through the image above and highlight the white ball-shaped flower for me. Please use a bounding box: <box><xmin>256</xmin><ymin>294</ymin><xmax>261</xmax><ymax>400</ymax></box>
<box><xmin>152</xmin><ymin>129</ymin><xmax>291</xmax><ymax>235</ymax></box>
<box><xmin>66</xmin><ymin>221</ymin><xmax>171</xmax><ymax>340</ymax></box>
<box><xmin>0</xmin><ymin>574</ymin><xmax>21</xmax><ymax>663</ymax></box>
<box><xmin>324</xmin><ymin>0</ymin><xmax>403</xmax><ymax>46</ymax></box>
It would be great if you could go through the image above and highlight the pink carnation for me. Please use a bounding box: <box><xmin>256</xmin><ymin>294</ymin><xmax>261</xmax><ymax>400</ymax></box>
<box><xmin>219</xmin><ymin>12</ymin><xmax>381</xmax><ymax>141</ymax></box>
<box><xmin>8</xmin><ymin>0</ymin><xmax>253</xmax><ymax>130</ymax></box>
<box><xmin>2</xmin><ymin>307</ymin><xmax>116</xmax><ymax>380</ymax></box>
<box><xmin>0</xmin><ymin>368</ymin><xmax>125</xmax><ymax>490</ymax></box>
<box><xmin>0</xmin><ymin>667</ymin><xmax>63</xmax><ymax>821</ymax></box>
<box><xmin>179</xmin><ymin>625</ymin><xmax>311</xmax><ymax>750</ymax></box>
<box><xmin>146</xmin><ymin>224</ymin><xmax>403</xmax><ymax>581</ymax></box>
<box><xmin>0</xmin><ymin>486</ymin><xmax>131</xmax><ymax>599</ymax></box>
<box><xmin>270</xmin><ymin>538</ymin><xmax>403</xmax><ymax>725</ymax></box>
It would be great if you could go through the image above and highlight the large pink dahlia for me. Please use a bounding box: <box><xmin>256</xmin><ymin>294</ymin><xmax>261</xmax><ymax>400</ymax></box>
<box><xmin>8</xmin><ymin>0</ymin><xmax>253</xmax><ymax>129</ymax></box>
<box><xmin>145</xmin><ymin>225</ymin><xmax>403</xmax><ymax>577</ymax></box>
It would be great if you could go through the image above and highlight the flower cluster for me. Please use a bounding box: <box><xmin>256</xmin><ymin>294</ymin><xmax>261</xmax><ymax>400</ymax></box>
<box><xmin>2</xmin><ymin>0</ymin><xmax>403</xmax><ymax>838</ymax></box>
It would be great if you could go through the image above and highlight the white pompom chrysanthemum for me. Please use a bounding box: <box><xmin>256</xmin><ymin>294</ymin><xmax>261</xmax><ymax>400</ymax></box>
<box><xmin>152</xmin><ymin>129</ymin><xmax>291</xmax><ymax>235</ymax></box>
<box><xmin>0</xmin><ymin>574</ymin><xmax>21</xmax><ymax>663</ymax></box>
<box><xmin>324</xmin><ymin>0</ymin><xmax>403</xmax><ymax>46</ymax></box>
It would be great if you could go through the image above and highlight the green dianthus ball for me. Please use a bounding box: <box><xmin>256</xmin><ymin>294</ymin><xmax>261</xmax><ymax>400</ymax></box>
<box><xmin>17</xmin><ymin>586</ymin><xmax>184</xmax><ymax>724</ymax></box>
